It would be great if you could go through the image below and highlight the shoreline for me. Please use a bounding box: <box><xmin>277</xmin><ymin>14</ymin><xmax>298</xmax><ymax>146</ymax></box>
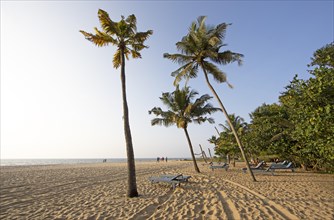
<box><xmin>1</xmin><ymin>161</ymin><xmax>333</xmax><ymax>219</ymax></box>
<box><xmin>0</xmin><ymin>158</ymin><xmax>190</xmax><ymax>167</ymax></box>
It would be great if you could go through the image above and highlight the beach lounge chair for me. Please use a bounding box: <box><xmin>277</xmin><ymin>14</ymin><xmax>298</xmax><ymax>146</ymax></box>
<box><xmin>149</xmin><ymin>174</ymin><xmax>191</xmax><ymax>189</ymax></box>
<box><xmin>274</xmin><ymin>160</ymin><xmax>288</xmax><ymax>165</ymax></box>
<box><xmin>161</xmin><ymin>174</ymin><xmax>192</xmax><ymax>182</ymax></box>
<box><xmin>241</xmin><ymin>161</ymin><xmax>265</xmax><ymax>173</ymax></box>
<box><xmin>266</xmin><ymin>162</ymin><xmax>295</xmax><ymax>174</ymax></box>
<box><xmin>209</xmin><ymin>162</ymin><xmax>229</xmax><ymax>171</ymax></box>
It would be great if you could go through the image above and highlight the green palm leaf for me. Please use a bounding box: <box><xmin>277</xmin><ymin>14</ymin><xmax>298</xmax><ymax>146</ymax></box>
<box><xmin>79</xmin><ymin>30</ymin><xmax>112</xmax><ymax>47</ymax></box>
<box><xmin>98</xmin><ymin>9</ymin><xmax>118</xmax><ymax>36</ymax></box>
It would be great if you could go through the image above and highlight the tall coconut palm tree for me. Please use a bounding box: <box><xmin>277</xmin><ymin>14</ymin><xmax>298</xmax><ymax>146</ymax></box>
<box><xmin>80</xmin><ymin>9</ymin><xmax>153</xmax><ymax>197</ymax></box>
<box><xmin>164</xmin><ymin>16</ymin><xmax>256</xmax><ymax>181</ymax></box>
<box><xmin>149</xmin><ymin>86</ymin><xmax>220</xmax><ymax>173</ymax></box>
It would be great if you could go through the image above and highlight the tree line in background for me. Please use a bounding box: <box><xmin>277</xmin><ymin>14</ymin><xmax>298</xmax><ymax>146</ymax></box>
<box><xmin>211</xmin><ymin>43</ymin><xmax>334</xmax><ymax>172</ymax></box>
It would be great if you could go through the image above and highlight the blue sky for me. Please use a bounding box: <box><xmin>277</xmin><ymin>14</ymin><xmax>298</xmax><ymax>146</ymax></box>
<box><xmin>1</xmin><ymin>1</ymin><xmax>333</xmax><ymax>159</ymax></box>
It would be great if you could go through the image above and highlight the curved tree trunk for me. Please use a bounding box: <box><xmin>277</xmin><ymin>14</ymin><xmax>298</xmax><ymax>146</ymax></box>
<box><xmin>184</xmin><ymin>127</ymin><xmax>200</xmax><ymax>173</ymax></box>
<box><xmin>202</xmin><ymin>67</ymin><xmax>257</xmax><ymax>182</ymax></box>
<box><xmin>121</xmin><ymin>49</ymin><xmax>139</xmax><ymax>197</ymax></box>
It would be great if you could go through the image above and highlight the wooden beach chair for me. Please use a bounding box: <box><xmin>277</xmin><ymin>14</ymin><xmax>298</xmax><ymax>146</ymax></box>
<box><xmin>149</xmin><ymin>174</ymin><xmax>191</xmax><ymax>189</ymax></box>
<box><xmin>209</xmin><ymin>162</ymin><xmax>229</xmax><ymax>171</ymax></box>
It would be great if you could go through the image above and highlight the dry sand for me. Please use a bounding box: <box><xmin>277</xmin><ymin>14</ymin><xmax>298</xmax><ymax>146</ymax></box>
<box><xmin>0</xmin><ymin>161</ymin><xmax>333</xmax><ymax>219</ymax></box>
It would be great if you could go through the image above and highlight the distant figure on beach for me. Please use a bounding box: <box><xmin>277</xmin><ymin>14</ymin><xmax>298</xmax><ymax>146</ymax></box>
<box><xmin>103</xmin><ymin>159</ymin><xmax>107</xmax><ymax>163</ymax></box>
<box><xmin>161</xmin><ymin>157</ymin><xmax>164</xmax><ymax>162</ymax></box>
<box><xmin>165</xmin><ymin>157</ymin><xmax>168</xmax><ymax>162</ymax></box>
<box><xmin>157</xmin><ymin>157</ymin><xmax>160</xmax><ymax>163</ymax></box>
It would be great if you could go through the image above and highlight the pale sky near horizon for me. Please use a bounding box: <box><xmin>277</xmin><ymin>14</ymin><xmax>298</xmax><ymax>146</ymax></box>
<box><xmin>1</xmin><ymin>1</ymin><xmax>333</xmax><ymax>159</ymax></box>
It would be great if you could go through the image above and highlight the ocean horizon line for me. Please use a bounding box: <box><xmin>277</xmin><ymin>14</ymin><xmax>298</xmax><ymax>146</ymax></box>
<box><xmin>0</xmin><ymin>157</ymin><xmax>191</xmax><ymax>166</ymax></box>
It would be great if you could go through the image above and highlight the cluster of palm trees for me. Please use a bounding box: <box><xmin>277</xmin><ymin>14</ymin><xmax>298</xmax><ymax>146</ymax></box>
<box><xmin>80</xmin><ymin>10</ymin><xmax>255</xmax><ymax>198</ymax></box>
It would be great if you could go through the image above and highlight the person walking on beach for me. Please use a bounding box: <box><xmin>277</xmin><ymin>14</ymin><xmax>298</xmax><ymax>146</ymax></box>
<box><xmin>157</xmin><ymin>157</ymin><xmax>160</xmax><ymax>163</ymax></box>
<box><xmin>165</xmin><ymin>157</ymin><xmax>168</xmax><ymax>162</ymax></box>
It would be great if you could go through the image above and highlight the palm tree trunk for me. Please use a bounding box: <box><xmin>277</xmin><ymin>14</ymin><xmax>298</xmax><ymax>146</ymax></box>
<box><xmin>120</xmin><ymin>49</ymin><xmax>139</xmax><ymax>197</ymax></box>
<box><xmin>183</xmin><ymin>127</ymin><xmax>200</xmax><ymax>173</ymax></box>
<box><xmin>202</xmin><ymin>68</ymin><xmax>257</xmax><ymax>182</ymax></box>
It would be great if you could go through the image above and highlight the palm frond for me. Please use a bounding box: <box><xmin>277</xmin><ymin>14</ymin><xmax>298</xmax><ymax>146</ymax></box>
<box><xmin>133</xmin><ymin>31</ymin><xmax>153</xmax><ymax>44</ymax></box>
<box><xmin>129</xmin><ymin>43</ymin><xmax>146</xmax><ymax>51</ymax></box>
<box><xmin>187</xmin><ymin>88</ymin><xmax>199</xmax><ymax>99</ymax></box>
<box><xmin>160</xmin><ymin>92</ymin><xmax>175</xmax><ymax>110</ymax></box>
<box><xmin>171</xmin><ymin>62</ymin><xmax>197</xmax><ymax>86</ymax></box>
<box><xmin>130</xmin><ymin>49</ymin><xmax>142</xmax><ymax>59</ymax></box>
<box><xmin>124</xmin><ymin>48</ymin><xmax>130</xmax><ymax>60</ymax></box>
<box><xmin>113</xmin><ymin>49</ymin><xmax>122</xmax><ymax>68</ymax></box>
<box><xmin>214</xmin><ymin>51</ymin><xmax>244</xmax><ymax>66</ymax></box>
<box><xmin>197</xmin><ymin>16</ymin><xmax>207</xmax><ymax>33</ymax></box>
<box><xmin>94</xmin><ymin>27</ymin><xmax>118</xmax><ymax>45</ymax></box>
<box><xmin>207</xmin><ymin>22</ymin><xmax>229</xmax><ymax>42</ymax></box>
<box><xmin>193</xmin><ymin>116</ymin><xmax>215</xmax><ymax>125</ymax></box>
<box><xmin>79</xmin><ymin>30</ymin><xmax>113</xmax><ymax>47</ymax></box>
<box><xmin>219</xmin><ymin>123</ymin><xmax>231</xmax><ymax>132</ymax></box>
<box><xmin>151</xmin><ymin>118</ymin><xmax>174</xmax><ymax>127</ymax></box>
<box><xmin>189</xmin><ymin>20</ymin><xmax>197</xmax><ymax>33</ymax></box>
<box><xmin>125</xmin><ymin>14</ymin><xmax>137</xmax><ymax>32</ymax></box>
<box><xmin>97</xmin><ymin>9</ymin><xmax>119</xmax><ymax>36</ymax></box>
<box><xmin>149</xmin><ymin>107</ymin><xmax>178</xmax><ymax>127</ymax></box>
<box><xmin>201</xmin><ymin>61</ymin><xmax>229</xmax><ymax>84</ymax></box>
<box><xmin>193</xmin><ymin>94</ymin><xmax>212</xmax><ymax>106</ymax></box>
<box><xmin>163</xmin><ymin>53</ymin><xmax>194</xmax><ymax>66</ymax></box>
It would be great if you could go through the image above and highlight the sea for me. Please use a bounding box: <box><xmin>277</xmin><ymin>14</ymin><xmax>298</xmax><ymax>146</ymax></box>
<box><xmin>0</xmin><ymin>158</ymin><xmax>161</xmax><ymax>166</ymax></box>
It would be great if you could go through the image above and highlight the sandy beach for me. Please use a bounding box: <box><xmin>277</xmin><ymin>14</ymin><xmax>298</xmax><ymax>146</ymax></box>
<box><xmin>1</xmin><ymin>161</ymin><xmax>333</xmax><ymax>220</ymax></box>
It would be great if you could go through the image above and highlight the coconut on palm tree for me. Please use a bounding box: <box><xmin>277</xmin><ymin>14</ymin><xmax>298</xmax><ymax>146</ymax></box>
<box><xmin>163</xmin><ymin>16</ymin><xmax>256</xmax><ymax>181</ymax></box>
<box><xmin>80</xmin><ymin>9</ymin><xmax>153</xmax><ymax>197</ymax></box>
<box><xmin>149</xmin><ymin>86</ymin><xmax>220</xmax><ymax>173</ymax></box>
